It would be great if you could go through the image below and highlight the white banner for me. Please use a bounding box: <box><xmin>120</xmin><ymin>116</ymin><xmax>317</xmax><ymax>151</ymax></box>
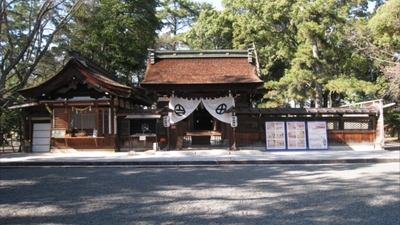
<box><xmin>202</xmin><ymin>96</ymin><xmax>235</xmax><ymax>124</ymax></box>
<box><xmin>169</xmin><ymin>97</ymin><xmax>201</xmax><ymax>124</ymax></box>
<box><xmin>169</xmin><ymin>96</ymin><xmax>234</xmax><ymax>124</ymax></box>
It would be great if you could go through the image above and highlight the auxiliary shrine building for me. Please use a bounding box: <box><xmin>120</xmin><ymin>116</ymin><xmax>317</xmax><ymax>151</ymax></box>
<box><xmin>11</xmin><ymin>49</ymin><xmax>383</xmax><ymax>152</ymax></box>
<box><xmin>11</xmin><ymin>54</ymin><xmax>153</xmax><ymax>152</ymax></box>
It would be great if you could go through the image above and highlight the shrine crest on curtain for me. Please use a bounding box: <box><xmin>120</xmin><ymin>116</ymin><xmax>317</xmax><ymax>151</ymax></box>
<box><xmin>168</xmin><ymin>96</ymin><xmax>235</xmax><ymax>124</ymax></box>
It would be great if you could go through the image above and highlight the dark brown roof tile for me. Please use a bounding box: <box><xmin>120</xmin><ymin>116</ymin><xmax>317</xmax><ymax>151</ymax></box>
<box><xmin>142</xmin><ymin>58</ymin><xmax>262</xmax><ymax>85</ymax></box>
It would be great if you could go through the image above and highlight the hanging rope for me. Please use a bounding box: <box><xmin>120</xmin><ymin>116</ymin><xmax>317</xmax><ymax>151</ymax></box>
<box><xmin>72</xmin><ymin>106</ymin><xmax>92</xmax><ymax>113</ymax></box>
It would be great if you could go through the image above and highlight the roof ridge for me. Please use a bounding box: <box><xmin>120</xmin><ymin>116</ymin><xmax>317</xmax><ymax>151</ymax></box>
<box><xmin>68</xmin><ymin>51</ymin><xmax>117</xmax><ymax>81</ymax></box>
<box><xmin>148</xmin><ymin>49</ymin><xmax>254</xmax><ymax>62</ymax></box>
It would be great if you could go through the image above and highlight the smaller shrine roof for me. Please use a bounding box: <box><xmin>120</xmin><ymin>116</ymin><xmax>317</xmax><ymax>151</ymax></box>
<box><xmin>18</xmin><ymin>54</ymin><xmax>153</xmax><ymax>105</ymax></box>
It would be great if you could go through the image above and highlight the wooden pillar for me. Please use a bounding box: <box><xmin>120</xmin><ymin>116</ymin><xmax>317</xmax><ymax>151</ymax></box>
<box><xmin>20</xmin><ymin>108</ymin><xmax>27</xmax><ymax>152</ymax></box>
<box><xmin>176</xmin><ymin>121</ymin><xmax>184</xmax><ymax>150</ymax></box>
<box><xmin>225</xmin><ymin>123</ymin><xmax>234</xmax><ymax>149</ymax></box>
<box><xmin>231</xmin><ymin>127</ymin><xmax>237</xmax><ymax>150</ymax></box>
<box><xmin>170</xmin><ymin>124</ymin><xmax>177</xmax><ymax>149</ymax></box>
<box><xmin>340</xmin><ymin>116</ymin><xmax>344</xmax><ymax>143</ymax></box>
<box><xmin>110</xmin><ymin>98</ymin><xmax>115</xmax><ymax>135</ymax></box>
<box><xmin>23</xmin><ymin>113</ymin><xmax>32</xmax><ymax>153</ymax></box>
<box><xmin>258</xmin><ymin>117</ymin><xmax>263</xmax><ymax>145</ymax></box>
<box><xmin>376</xmin><ymin>100</ymin><xmax>384</xmax><ymax>150</ymax></box>
<box><xmin>95</xmin><ymin>104</ymin><xmax>99</xmax><ymax>133</ymax></box>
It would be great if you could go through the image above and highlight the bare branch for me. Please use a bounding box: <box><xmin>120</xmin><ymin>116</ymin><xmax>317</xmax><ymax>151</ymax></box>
<box><xmin>0</xmin><ymin>0</ymin><xmax>84</xmax><ymax>107</ymax></box>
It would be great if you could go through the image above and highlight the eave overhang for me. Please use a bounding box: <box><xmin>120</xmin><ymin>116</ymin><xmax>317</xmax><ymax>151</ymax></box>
<box><xmin>140</xmin><ymin>83</ymin><xmax>265</xmax><ymax>92</ymax></box>
<box><xmin>231</xmin><ymin>107</ymin><xmax>379</xmax><ymax>117</ymax></box>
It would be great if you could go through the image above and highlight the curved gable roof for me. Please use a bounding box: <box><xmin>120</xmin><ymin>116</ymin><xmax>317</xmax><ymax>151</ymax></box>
<box><xmin>18</xmin><ymin>57</ymin><xmax>153</xmax><ymax>105</ymax></box>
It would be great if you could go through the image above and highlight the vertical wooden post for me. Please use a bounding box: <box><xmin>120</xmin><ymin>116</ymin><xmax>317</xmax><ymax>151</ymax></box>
<box><xmin>231</xmin><ymin>127</ymin><xmax>237</xmax><ymax>150</ymax></box>
<box><xmin>110</xmin><ymin>98</ymin><xmax>115</xmax><ymax>135</ymax></box>
<box><xmin>376</xmin><ymin>100</ymin><xmax>384</xmax><ymax>150</ymax></box>
<box><xmin>170</xmin><ymin>125</ymin><xmax>177</xmax><ymax>150</ymax></box>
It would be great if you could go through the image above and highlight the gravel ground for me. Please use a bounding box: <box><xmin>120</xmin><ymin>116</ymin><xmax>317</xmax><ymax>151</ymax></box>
<box><xmin>1</xmin><ymin>163</ymin><xmax>399</xmax><ymax>225</ymax></box>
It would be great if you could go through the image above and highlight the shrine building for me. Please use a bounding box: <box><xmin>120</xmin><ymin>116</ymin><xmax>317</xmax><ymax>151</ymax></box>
<box><xmin>10</xmin><ymin>54</ymin><xmax>153</xmax><ymax>152</ymax></box>
<box><xmin>10</xmin><ymin>49</ymin><xmax>383</xmax><ymax>152</ymax></box>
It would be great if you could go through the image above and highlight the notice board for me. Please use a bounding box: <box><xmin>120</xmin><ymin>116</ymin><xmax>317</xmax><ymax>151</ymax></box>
<box><xmin>265</xmin><ymin>121</ymin><xmax>286</xmax><ymax>150</ymax></box>
<box><xmin>265</xmin><ymin>120</ymin><xmax>329</xmax><ymax>150</ymax></box>
<box><xmin>307</xmin><ymin>121</ymin><xmax>328</xmax><ymax>150</ymax></box>
<box><xmin>286</xmin><ymin>121</ymin><xmax>307</xmax><ymax>150</ymax></box>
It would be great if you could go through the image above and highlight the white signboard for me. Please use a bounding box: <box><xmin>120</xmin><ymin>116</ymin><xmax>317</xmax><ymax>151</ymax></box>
<box><xmin>307</xmin><ymin>121</ymin><xmax>328</xmax><ymax>149</ymax></box>
<box><xmin>163</xmin><ymin>116</ymin><xmax>170</xmax><ymax>127</ymax></box>
<box><xmin>286</xmin><ymin>121</ymin><xmax>307</xmax><ymax>150</ymax></box>
<box><xmin>139</xmin><ymin>136</ymin><xmax>146</xmax><ymax>141</ymax></box>
<box><xmin>230</xmin><ymin>116</ymin><xmax>237</xmax><ymax>128</ymax></box>
<box><xmin>265</xmin><ymin>121</ymin><xmax>286</xmax><ymax>150</ymax></box>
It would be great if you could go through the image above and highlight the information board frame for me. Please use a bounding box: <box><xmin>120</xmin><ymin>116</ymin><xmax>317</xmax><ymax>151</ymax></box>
<box><xmin>286</xmin><ymin>121</ymin><xmax>307</xmax><ymax>150</ymax></box>
<box><xmin>307</xmin><ymin>121</ymin><xmax>329</xmax><ymax>150</ymax></box>
<box><xmin>265</xmin><ymin>121</ymin><xmax>286</xmax><ymax>150</ymax></box>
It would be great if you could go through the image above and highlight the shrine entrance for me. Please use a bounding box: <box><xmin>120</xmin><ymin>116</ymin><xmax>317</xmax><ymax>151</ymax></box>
<box><xmin>192</xmin><ymin>106</ymin><xmax>213</xmax><ymax>145</ymax></box>
<box><xmin>184</xmin><ymin>104</ymin><xmax>223</xmax><ymax>147</ymax></box>
<box><xmin>193</xmin><ymin>106</ymin><xmax>213</xmax><ymax>130</ymax></box>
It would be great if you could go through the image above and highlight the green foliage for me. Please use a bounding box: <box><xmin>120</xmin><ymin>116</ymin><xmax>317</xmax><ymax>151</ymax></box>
<box><xmin>368</xmin><ymin>0</ymin><xmax>400</xmax><ymax>49</ymax></box>
<box><xmin>1</xmin><ymin>0</ymin><xmax>397</xmax><ymax>111</ymax></box>
<box><xmin>218</xmin><ymin>0</ymin><xmax>383</xmax><ymax>108</ymax></box>
<box><xmin>156</xmin><ymin>0</ymin><xmax>213</xmax><ymax>50</ymax></box>
<box><xmin>183</xmin><ymin>9</ymin><xmax>234</xmax><ymax>49</ymax></box>
<box><xmin>68</xmin><ymin>0</ymin><xmax>159</xmax><ymax>80</ymax></box>
<box><xmin>366</xmin><ymin>0</ymin><xmax>400</xmax><ymax>103</ymax></box>
<box><xmin>158</xmin><ymin>0</ymin><xmax>212</xmax><ymax>35</ymax></box>
<box><xmin>0</xmin><ymin>106</ymin><xmax>22</xmax><ymax>144</ymax></box>
<box><xmin>384</xmin><ymin>108</ymin><xmax>400</xmax><ymax>138</ymax></box>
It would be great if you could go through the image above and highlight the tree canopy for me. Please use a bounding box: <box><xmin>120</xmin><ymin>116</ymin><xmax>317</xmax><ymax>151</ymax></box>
<box><xmin>66</xmin><ymin>0</ymin><xmax>160</xmax><ymax>84</ymax></box>
<box><xmin>0</xmin><ymin>0</ymin><xmax>83</xmax><ymax>107</ymax></box>
<box><xmin>1</xmin><ymin>0</ymin><xmax>398</xmax><ymax>109</ymax></box>
<box><xmin>183</xmin><ymin>9</ymin><xmax>234</xmax><ymax>50</ymax></box>
<box><xmin>182</xmin><ymin>0</ymin><xmax>398</xmax><ymax>108</ymax></box>
<box><xmin>156</xmin><ymin>0</ymin><xmax>213</xmax><ymax>50</ymax></box>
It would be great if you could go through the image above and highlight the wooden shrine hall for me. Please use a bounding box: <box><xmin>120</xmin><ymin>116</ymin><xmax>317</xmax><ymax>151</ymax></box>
<box><xmin>11</xmin><ymin>54</ymin><xmax>153</xmax><ymax>152</ymax></box>
<box><xmin>140</xmin><ymin>49</ymin><xmax>266</xmax><ymax>150</ymax></box>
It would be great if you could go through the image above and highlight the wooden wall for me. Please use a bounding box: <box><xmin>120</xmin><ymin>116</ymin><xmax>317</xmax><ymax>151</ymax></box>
<box><xmin>52</xmin><ymin>135</ymin><xmax>115</xmax><ymax>149</ymax></box>
<box><xmin>51</xmin><ymin>106</ymin><xmax>114</xmax><ymax>150</ymax></box>
<box><xmin>234</xmin><ymin>115</ymin><xmax>376</xmax><ymax>147</ymax></box>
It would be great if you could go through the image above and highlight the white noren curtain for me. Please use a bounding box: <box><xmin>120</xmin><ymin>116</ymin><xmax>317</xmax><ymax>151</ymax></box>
<box><xmin>169</xmin><ymin>96</ymin><xmax>234</xmax><ymax>124</ymax></box>
<box><xmin>169</xmin><ymin>97</ymin><xmax>201</xmax><ymax>124</ymax></box>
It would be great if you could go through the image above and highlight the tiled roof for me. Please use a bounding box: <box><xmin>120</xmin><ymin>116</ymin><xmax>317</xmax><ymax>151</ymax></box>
<box><xmin>86</xmin><ymin>67</ymin><xmax>129</xmax><ymax>89</ymax></box>
<box><xmin>142</xmin><ymin>58</ymin><xmax>262</xmax><ymax>85</ymax></box>
<box><xmin>142</xmin><ymin>49</ymin><xmax>263</xmax><ymax>87</ymax></box>
<box><xmin>19</xmin><ymin>57</ymin><xmax>128</xmax><ymax>92</ymax></box>
<box><xmin>18</xmin><ymin>56</ymin><xmax>153</xmax><ymax>105</ymax></box>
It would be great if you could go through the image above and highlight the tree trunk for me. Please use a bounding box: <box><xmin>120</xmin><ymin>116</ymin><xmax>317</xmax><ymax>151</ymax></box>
<box><xmin>314</xmin><ymin>82</ymin><xmax>323</xmax><ymax>108</ymax></box>
<box><xmin>310</xmin><ymin>36</ymin><xmax>323</xmax><ymax>108</ymax></box>
<box><xmin>328</xmin><ymin>91</ymin><xmax>333</xmax><ymax>108</ymax></box>
<box><xmin>252</xmin><ymin>42</ymin><xmax>261</xmax><ymax>77</ymax></box>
